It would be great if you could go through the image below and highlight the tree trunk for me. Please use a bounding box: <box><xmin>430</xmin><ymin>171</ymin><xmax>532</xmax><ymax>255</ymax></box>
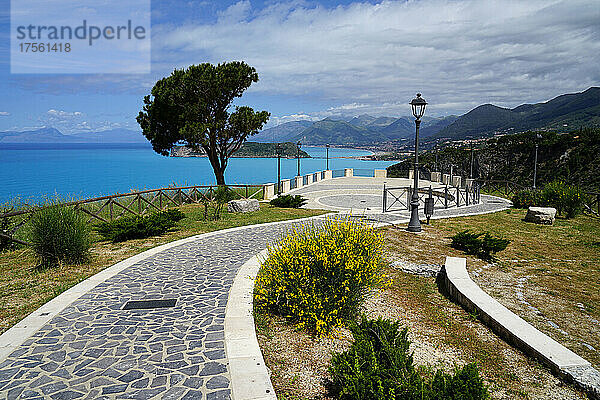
<box><xmin>214</xmin><ymin>169</ymin><xmax>226</xmax><ymax>185</ymax></box>
<box><xmin>204</xmin><ymin>145</ymin><xmax>227</xmax><ymax>186</ymax></box>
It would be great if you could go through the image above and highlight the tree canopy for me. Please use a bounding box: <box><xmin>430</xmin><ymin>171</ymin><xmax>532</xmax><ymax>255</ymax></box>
<box><xmin>137</xmin><ymin>61</ymin><xmax>270</xmax><ymax>185</ymax></box>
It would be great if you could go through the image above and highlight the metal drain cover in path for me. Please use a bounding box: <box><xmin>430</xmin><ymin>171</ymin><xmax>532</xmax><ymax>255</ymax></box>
<box><xmin>123</xmin><ymin>299</ymin><xmax>177</xmax><ymax>310</ymax></box>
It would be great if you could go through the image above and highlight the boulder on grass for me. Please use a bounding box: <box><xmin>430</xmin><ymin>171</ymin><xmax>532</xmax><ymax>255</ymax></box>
<box><xmin>524</xmin><ymin>207</ymin><xmax>557</xmax><ymax>225</ymax></box>
<box><xmin>227</xmin><ymin>199</ymin><xmax>260</xmax><ymax>213</ymax></box>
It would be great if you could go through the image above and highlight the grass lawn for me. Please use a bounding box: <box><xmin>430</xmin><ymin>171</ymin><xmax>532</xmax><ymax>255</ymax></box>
<box><xmin>385</xmin><ymin>209</ymin><xmax>599</xmax><ymax>369</ymax></box>
<box><xmin>0</xmin><ymin>203</ymin><xmax>328</xmax><ymax>335</ymax></box>
<box><xmin>256</xmin><ymin>209</ymin><xmax>597</xmax><ymax>399</ymax></box>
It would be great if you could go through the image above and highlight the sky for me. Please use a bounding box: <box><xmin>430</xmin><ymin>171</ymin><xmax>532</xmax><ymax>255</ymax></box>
<box><xmin>0</xmin><ymin>0</ymin><xmax>599</xmax><ymax>133</ymax></box>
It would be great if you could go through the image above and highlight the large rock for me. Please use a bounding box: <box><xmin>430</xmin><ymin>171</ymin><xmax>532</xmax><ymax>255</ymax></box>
<box><xmin>524</xmin><ymin>207</ymin><xmax>557</xmax><ymax>225</ymax></box>
<box><xmin>227</xmin><ymin>199</ymin><xmax>260</xmax><ymax>213</ymax></box>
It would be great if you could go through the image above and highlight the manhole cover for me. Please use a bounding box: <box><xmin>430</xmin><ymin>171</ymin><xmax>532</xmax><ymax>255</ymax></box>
<box><xmin>123</xmin><ymin>299</ymin><xmax>177</xmax><ymax>310</ymax></box>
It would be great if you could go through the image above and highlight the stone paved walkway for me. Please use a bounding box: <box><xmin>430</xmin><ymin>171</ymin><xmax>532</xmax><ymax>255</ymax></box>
<box><xmin>290</xmin><ymin>176</ymin><xmax>510</xmax><ymax>221</ymax></box>
<box><xmin>0</xmin><ymin>177</ymin><xmax>511</xmax><ymax>399</ymax></box>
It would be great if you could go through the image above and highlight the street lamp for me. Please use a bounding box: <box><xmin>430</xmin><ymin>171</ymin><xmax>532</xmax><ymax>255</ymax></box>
<box><xmin>276</xmin><ymin>143</ymin><xmax>282</xmax><ymax>195</ymax></box>
<box><xmin>408</xmin><ymin>93</ymin><xmax>427</xmax><ymax>232</ymax></box>
<box><xmin>469</xmin><ymin>140</ymin><xmax>474</xmax><ymax>179</ymax></box>
<box><xmin>435</xmin><ymin>139</ymin><xmax>439</xmax><ymax>172</ymax></box>
<box><xmin>326</xmin><ymin>144</ymin><xmax>330</xmax><ymax>170</ymax></box>
<box><xmin>533</xmin><ymin>133</ymin><xmax>542</xmax><ymax>189</ymax></box>
<box><xmin>297</xmin><ymin>141</ymin><xmax>302</xmax><ymax>176</ymax></box>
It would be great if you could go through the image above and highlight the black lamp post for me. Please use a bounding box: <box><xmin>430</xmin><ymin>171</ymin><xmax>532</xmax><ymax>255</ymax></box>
<box><xmin>326</xmin><ymin>144</ymin><xmax>330</xmax><ymax>170</ymax></box>
<box><xmin>435</xmin><ymin>139</ymin><xmax>439</xmax><ymax>172</ymax></box>
<box><xmin>276</xmin><ymin>143</ymin><xmax>282</xmax><ymax>195</ymax></box>
<box><xmin>533</xmin><ymin>133</ymin><xmax>542</xmax><ymax>189</ymax></box>
<box><xmin>297</xmin><ymin>141</ymin><xmax>302</xmax><ymax>176</ymax></box>
<box><xmin>469</xmin><ymin>140</ymin><xmax>474</xmax><ymax>179</ymax></box>
<box><xmin>408</xmin><ymin>93</ymin><xmax>427</xmax><ymax>232</ymax></box>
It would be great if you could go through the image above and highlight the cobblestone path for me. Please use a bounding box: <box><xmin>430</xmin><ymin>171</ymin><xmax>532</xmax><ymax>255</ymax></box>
<box><xmin>0</xmin><ymin>221</ymin><xmax>322</xmax><ymax>400</ymax></box>
<box><xmin>0</xmin><ymin>189</ymin><xmax>509</xmax><ymax>399</ymax></box>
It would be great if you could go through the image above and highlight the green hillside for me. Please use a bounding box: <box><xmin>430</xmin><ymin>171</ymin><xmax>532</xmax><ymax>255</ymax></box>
<box><xmin>436</xmin><ymin>87</ymin><xmax>600</xmax><ymax>140</ymax></box>
<box><xmin>389</xmin><ymin>127</ymin><xmax>600</xmax><ymax>191</ymax></box>
<box><xmin>234</xmin><ymin>141</ymin><xmax>310</xmax><ymax>158</ymax></box>
<box><xmin>297</xmin><ymin>119</ymin><xmax>389</xmax><ymax>145</ymax></box>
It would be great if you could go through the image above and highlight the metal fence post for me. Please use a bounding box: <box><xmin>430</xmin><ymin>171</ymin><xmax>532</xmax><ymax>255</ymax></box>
<box><xmin>382</xmin><ymin>184</ymin><xmax>387</xmax><ymax>213</ymax></box>
<box><xmin>445</xmin><ymin>186</ymin><xmax>448</xmax><ymax>209</ymax></box>
<box><xmin>456</xmin><ymin>187</ymin><xmax>460</xmax><ymax>207</ymax></box>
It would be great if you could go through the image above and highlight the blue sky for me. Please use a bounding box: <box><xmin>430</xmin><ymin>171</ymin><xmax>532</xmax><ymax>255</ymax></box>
<box><xmin>1</xmin><ymin>0</ymin><xmax>599</xmax><ymax>133</ymax></box>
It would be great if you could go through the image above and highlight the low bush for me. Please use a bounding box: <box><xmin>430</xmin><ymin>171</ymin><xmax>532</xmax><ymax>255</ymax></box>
<box><xmin>200</xmin><ymin>186</ymin><xmax>238</xmax><ymax>220</ymax></box>
<box><xmin>511</xmin><ymin>189</ymin><xmax>541</xmax><ymax>209</ymax></box>
<box><xmin>451</xmin><ymin>230</ymin><xmax>509</xmax><ymax>260</ymax></box>
<box><xmin>329</xmin><ymin>316</ymin><xmax>489</xmax><ymax>400</ymax></box>
<box><xmin>29</xmin><ymin>203</ymin><xmax>92</xmax><ymax>266</ymax></box>
<box><xmin>269</xmin><ymin>194</ymin><xmax>307</xmax><ymax>208</ymax></box>
<box><xmin>96</xmin><ymin>209</ymin><xmax>185</xmax><ymax>242</ymax></box>
<box><xmin>541</xmin><ymin>180</ymin><xmax>584</xmax><ymax>218</ymax></box>
<box><xmin>254</xmin><ymin>219</ymin><xmax>390</xmax><ymax>335</ymax></box>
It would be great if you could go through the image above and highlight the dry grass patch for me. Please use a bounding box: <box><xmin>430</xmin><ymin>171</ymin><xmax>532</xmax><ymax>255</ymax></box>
<box><xmin>257</xmin><ymin>265</ymin><xmax>586</xmax><ymax>399</ymax></box>
<box><xmin>387</xmin><ymin>209</ymin><xmax>600</xmax><ymax>369</ymax></box>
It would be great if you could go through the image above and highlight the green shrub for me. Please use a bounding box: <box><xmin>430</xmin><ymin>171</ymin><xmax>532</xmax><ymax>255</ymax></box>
<box><xmin>200</xmin><ymin>186</ymin><xmax>238</xmax><ymax>220</ymax></box>
<box><xmin>329</xmin><ymin>317</ymin><xmax>421</xmax><ymax>399</ymax></box>
<box><xmin>425</xmin><ymin>363</ymin><xmax>490</xmax><ymax>400</ymax></box>
<box><xmin>96</xmin><ymin>209</ymin><xmax>185</xmax><ymax>242</ymax></box>
<box><xmin>329</xmin><ymin>316</ymin><xmax>489</xmax><ymax>400</ymax></box>
<box><xmin>269</xmin><ymin>194</ymin><xmax>307</xmax><ymax>208</ymax></box>
<box><xmin>511</xmin><ymin>189</ymin><xmax>541</xmax><ymax>209</ymax></box>
<box><xmin>451</xmin><ymin>230</ymin><xmax>509</xmax><ymax>260</ymax></box>
<box><xmin>541</xmin><ymin>180</ymin><xmax>584</xmax><ymax>218</ymax></box>
<box><xmin>29</xmin><ymin>203</ymin><xmax>92</xmax><ymax>266</ymax></box>
<box><xmin>254</xmin><ymin>219</ymin><xmax>390</xmax><ymax>335</ymax></box>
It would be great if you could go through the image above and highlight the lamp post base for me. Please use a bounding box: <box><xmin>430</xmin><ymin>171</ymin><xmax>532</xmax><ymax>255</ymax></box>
<box><xmin>407</xmin><ymin>203</ymin><xmax>422</xmax><ymax>232</ymax></box>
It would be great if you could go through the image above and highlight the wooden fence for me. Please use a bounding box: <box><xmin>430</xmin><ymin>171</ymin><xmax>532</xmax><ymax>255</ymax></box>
<box><xmin>475</xmin><ymin>180</ymin><xmax>525</xmax><ymax>198</ymax></box>
<box><xmin>0</xmin><ymin>184</ymin><xmax>264</xmax><ymax>246</ymax></box>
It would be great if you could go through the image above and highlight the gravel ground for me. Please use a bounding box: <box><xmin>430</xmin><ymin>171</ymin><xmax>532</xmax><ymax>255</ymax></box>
<box><xmin>257</xmin><ymin>261</ymin><xmax>587</xmax><ymax>400</ymax></box>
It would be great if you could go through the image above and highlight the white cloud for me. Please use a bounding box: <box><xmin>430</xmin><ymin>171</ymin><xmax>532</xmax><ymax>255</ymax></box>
<box><xmin>0</xmin><ymin>112</ymin><xmax>10</xmax><ymax>116</ymax></box>
<box><xmin>155</xmin><ymin>0</ymin><xmax>599</xmax><ymax>116</ymax></box>
<box><xmin>47</xmin><ymin>110</ymin><xmax>83</xmax><ymax>117</ymax></box>
<box><xmin>39</xmin><ymin>109</ymin><xmax>130</xmax><ymax>133</ymax></box>
<box><xmin>267</xmin><ymin>112</ymin><xmax>321</xmax><ymax>127</ymax></box>
<box><xmin>10</xmin><ymin>0</ymin><xmax>599</xmax><ymax>120</ymax></box>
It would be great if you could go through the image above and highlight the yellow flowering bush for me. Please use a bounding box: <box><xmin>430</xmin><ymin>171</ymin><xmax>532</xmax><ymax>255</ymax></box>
<box><xmin>254</xmin><ymin>218</ymin><xmax>391</xmax><ymax>335</ymax></box>
<box><xmin>541</xmin><ymin>180</ymin><xmax>584</xmax><ymax>218</ymax></box>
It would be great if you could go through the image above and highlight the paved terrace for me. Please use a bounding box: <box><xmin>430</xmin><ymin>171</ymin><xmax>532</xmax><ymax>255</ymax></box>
<box><xmin>289</xmin><ymin>175</ymin><xmax>509</xmax><ymax>223</ymax></box>
<box><xmin>0</xmin><ymin>176</ymin><xmax>510</xmax><ymax>399</ymax></box>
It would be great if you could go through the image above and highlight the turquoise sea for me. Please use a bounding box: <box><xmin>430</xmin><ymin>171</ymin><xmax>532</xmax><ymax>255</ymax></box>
<box><xmin>0</xmin><ymin>143</ymin><xmax>397</xmax><ymax>203</ymax></box>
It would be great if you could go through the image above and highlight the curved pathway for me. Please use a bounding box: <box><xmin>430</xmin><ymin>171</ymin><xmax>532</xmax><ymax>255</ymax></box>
<box><xmin>0</xmin><ymin>178</ymin><xmax>511</xmax><ymax>399</ymax></box>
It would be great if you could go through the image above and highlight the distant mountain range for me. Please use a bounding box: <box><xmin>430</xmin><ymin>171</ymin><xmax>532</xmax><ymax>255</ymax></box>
<box><xmin>0</xmin><ymin>127</ymin><xmax>147</xmax><ymax>143</ymax></box>
<box><xmin>2</xmin><ymin>88</ymin><xmax>598</xmax><ymax>146</ymax></box>
<box><xmin>435</xmin><ymin>86</ymin><xmax>600</xmax><ymax>140</ymax></box>
<box><xmin>254</xmin><ymin>87</ymin><xmax>599</xmax><ymax>145</ymax></box>
<box><xmin>253</xmin><ymin>115</ymin><xmax>458</xmax><ymax>145</ymax></box>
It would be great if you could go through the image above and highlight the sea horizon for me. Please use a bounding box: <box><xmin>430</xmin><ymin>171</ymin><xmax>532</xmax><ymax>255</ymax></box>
<box><xmin>0</xmin><ymin>143</ymin><xmax>392</xmax><ymax>203</ymax></box>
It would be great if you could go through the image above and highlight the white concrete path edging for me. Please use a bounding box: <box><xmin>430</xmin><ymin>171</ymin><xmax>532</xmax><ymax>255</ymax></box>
<box><xmin>0</xmin><ymin>213</ymin><xmax>334</xmax><ymax>365</ymax></box>
<box><xmin>441</xmin><ymin>256</ymin><xmax>600</xmax><ymax>399</ymax></box>
<box><xmin>225</xmin><ymin>249</ymin><xmax>276</xmax><ymax>400</ymax></box>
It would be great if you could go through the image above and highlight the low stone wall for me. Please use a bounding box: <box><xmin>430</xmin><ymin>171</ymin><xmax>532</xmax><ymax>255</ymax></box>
<box><xmin>440</xmin><ymin>257</ymin><xmax>600</xmax><ymax>399</ymax></box>
<box><xmin>374</xmin><ymin>169</ymin><xmax>387</xmax><ymax>178</ymax></box>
